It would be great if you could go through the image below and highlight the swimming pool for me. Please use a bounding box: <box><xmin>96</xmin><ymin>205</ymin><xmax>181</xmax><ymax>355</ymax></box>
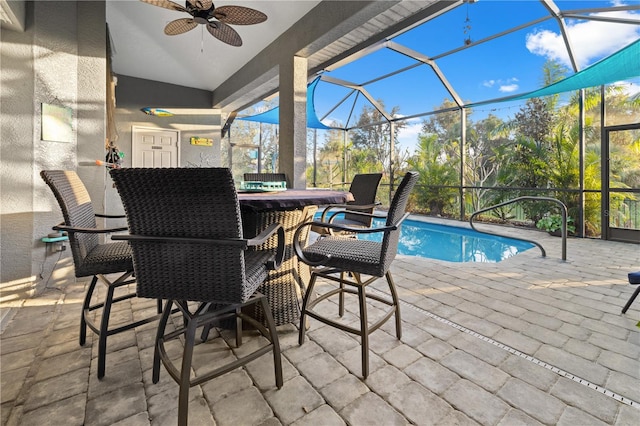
<box><xmin>313</xmin><ymin>214</ymin><xmax>534</xmax><ymax>263</ymax></box>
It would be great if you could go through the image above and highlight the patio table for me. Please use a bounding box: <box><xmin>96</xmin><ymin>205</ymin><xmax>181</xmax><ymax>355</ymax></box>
<box><xmin>238</xmin><ymin>189</ymin><xmax>353</xmax><ymax>326</ymax></box>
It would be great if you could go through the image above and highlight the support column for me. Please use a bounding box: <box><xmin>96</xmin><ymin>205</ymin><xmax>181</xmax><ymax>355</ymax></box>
<box><xmin>279</xmin><ymin>56</ymin><xmax>308</xmax><ymax>189</ymax></box>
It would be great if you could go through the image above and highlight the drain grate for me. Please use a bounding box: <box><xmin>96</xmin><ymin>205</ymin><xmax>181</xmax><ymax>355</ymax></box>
<box><xmin>398</xmin><ymin>297</ymin><xmax>639</xmax><ymax>408</ymax></box>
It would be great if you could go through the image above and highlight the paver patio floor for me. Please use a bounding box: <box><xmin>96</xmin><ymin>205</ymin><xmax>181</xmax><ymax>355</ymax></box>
<box><xmin>2</xmin><ymin>222</ymin><xmax>639</xmax><ymax>425</ymax></box>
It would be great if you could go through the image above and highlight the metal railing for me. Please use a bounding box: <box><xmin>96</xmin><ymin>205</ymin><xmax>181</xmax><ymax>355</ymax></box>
<box><xmin>469</xmin><ymin>196</ymin><xmax>568</xmax><ymax>261</ymax></box>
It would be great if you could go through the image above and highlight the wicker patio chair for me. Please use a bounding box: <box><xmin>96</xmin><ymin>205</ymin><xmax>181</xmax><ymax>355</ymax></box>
<box><xmin>110</xmin><ymin>167</ymin><xmax>284</xmax><ymax>426</ymax></box>
<box><xmin>293</xmin><ymin>171</ymin><xmax>418</xmax><ymax>378</ymax></box>
<box><xmin>40</xmin><ymin>170</ymin><xmax>162</xmax><ymax>379</ymax></box>
<box><xmin>312</xmin><ymin>173</ymin><xmax>382</xmax><ymax>237</ymax></box>
<box><xmin>243</xmin><ymin>172</ymin><xmax>287</xmax><ymax>182</ymax></box>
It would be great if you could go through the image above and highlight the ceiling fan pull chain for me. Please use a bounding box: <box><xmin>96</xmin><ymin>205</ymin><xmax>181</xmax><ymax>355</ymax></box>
<box><xmin>201</xmin><ymin>25</ymin><xmax>204</xmax><ymax>53</ymax></box>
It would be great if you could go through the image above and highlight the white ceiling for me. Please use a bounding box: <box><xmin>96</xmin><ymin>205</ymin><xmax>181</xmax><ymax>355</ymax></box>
<box><xmin>106</xmin><ymin>1</ymin><xmax>321</xmax><ymax>92</ymax></box>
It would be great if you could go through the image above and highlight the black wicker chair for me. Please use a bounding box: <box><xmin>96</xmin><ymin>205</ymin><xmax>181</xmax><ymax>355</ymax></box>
<box><xmin>312</xmin><ymin>173</ymin><xmax>382</xmax><ymax>237</ymax></box>
<box><xmin>294</xmin><ymin>171</ymin><xmax>418</xmax><ymax>378</ymax></box>
<box><xmin>110</xmin><ymin>167</ymin><xmax>284</xmax><ymax>426</ymax></box>
<box><xmin>40</xmin><ymin>170</ymin><xmax>161</xmax><ymax>379</ymax></box>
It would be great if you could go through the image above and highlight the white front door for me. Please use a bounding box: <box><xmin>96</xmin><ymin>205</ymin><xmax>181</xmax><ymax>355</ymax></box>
<box><xmin>132</xmin><ymin>127</ymin><xmax>179</xmax><ymax>167</ymax></box>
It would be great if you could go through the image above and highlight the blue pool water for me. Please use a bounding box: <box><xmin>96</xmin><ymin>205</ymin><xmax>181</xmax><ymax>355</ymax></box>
<box><xmin>314</xmin><ymin>214</ymin><xmax>534</xmax><ymax>263</ymax></box>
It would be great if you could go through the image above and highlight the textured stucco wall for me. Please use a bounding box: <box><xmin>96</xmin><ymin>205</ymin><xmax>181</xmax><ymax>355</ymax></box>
<box><xmin>1</xmin><ymin>1</ymin><xmax>37</xmax><ymax>288</ymax></box>
<box><xmin>1</xmin><ymin>1</ymin><xmax>222</xmax><ymax>293</ymax></box>
<box><xmin>1</xmin><ymin>1</ymin><xmax>106</xmax><ymax>295</ymax></box>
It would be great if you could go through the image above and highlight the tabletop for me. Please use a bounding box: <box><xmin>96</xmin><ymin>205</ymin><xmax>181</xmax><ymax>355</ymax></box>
<box><xmin>237</xmin><ymin>189</ymin><xmax>353</xmax><ymax>212</ymax></box>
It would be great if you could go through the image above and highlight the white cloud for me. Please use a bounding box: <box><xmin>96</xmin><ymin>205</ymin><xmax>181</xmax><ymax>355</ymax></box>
<box><xmin>484</xmin><ymin>77</ymin><xmax>518</xmax><ymax>92</ymax></box>
<box><xmin>614</xmin><ymin>79</ymin><xmax>640</xmax><ymax>97</ymax></box>
<box><xmin>499</xmin><ymin>84</ymin><xmax>519</xmax><ymax>93</ymax></box>
<box><xmin>526</xmin><ymin>3</ymin><xmax>640</xmax><ymax>68</ymax></box>
<box><xmin>396</xmin><ymin>119</ymin><xmax>423</xmax><ymax>153</ymax></box>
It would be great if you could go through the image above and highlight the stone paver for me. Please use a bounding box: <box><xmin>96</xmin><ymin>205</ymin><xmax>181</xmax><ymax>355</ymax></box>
<box><xmin>440</xmin><ymin>350</ymin><xmax>509</xmax><ymax>393</ymax></box>
<box><xmin>339</xmin><ymin>392</ymin><xmax>406</xmax><ymax>426</ymax></box>
<box><xmin>404</xmin><ymin>356</ymin><xmax>460</xmax><ymax>395</ymax></box>
<box><xmin>264</xmin><ymin>375</ymin><xmax>324</xmax><ymax>425</ymax></box>
<box><xmin>85</xmin><ymin>384</ymin><xmax>147</xmax><ymax>426</ymax></box>
<box><xmin>387</xmin><ymin>382</ymin><xmax>452</xmax><ymax>425</ymax></box>
<box><xmin>23</xmin><ymin>368</ymin><xmax>90</xmax><ymax>412</ymax></box>
<box><xmin>291</xmin><ymin>404</ymin><xmax>345</xmax><ymax>426</ymax></box>
<box><xmin>319</xmin><ymin>375</ymin><xmax>369</xmax><ymax>410</ymax></box>
<box><xmin>381</xmin><ymin>343</ymin><xmax>422</xmax><ymax>369</ymax></box>
<box><xmin>534</xmin><ymin>344</ymin><xmax>610</xmax><ymax>385</ymax></box>
<box><xmin>1</xmin><ymin>225</ymin><xmax>638</xmax><ymax>425</ymax></box>
<box><xmin>297</xmin><ymin>352</ymin><xmax>349</xmax><ymax>388</ymax></box>
<box><xmin>497</xmin><ymin>378</ymin><xmax>566</xmax><ymax>425</ymax></box>
<box><xmin>212</xmin><ymin>387</ymin><xmax>274</xmax><ymax>426</ymax></box>
<box><xmin>498</xmin><ymin>354</ymin><xmax>558</xmax><ymax>392</ymax></box>
<box><xmin>442</xmin><ymin>379</ymin><xmax>510</xmax><ymax>425</ymax></box>
<box><xmin>556</xmin><ymin>406</ymin><xmax>609</xmax><ymax>426</ymax></box>
<box><xmin>550</xmin><ymin>377</ymin><xmax>619</xmax><ymax>424</ymax></box>
<box><xmin>597</xmin><ymin>350</ymin><xmax>639</xmax><ymax>378</ymax></box>
<box><xmin>497</xmin><ymin>409</ymin><xmax>543</xmax><ymax>426</ymax></box>
<box><xmin>447</xmin><ymin>332</ymin><xmax>510</xmax><ymax>366</ymax></box>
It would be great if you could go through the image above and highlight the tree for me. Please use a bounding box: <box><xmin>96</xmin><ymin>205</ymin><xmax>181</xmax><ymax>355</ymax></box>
<box><xmin>408</xmin><ymin>134</ymin><xmax>458</xmax><ymax>216</ymax></box>
<box><xmin>350</xmin><ymin>100</ymin><xmax>406</xmax><ymax>178</ymax></box>
<box><xmin>314</xmin><ymin>125</ymin><xmax>348</xmax><ymax>188</ymax></box>
<box><xmin>465</xmin><ymin>114</ymin><xmax>510</xmax><ymax>214</ymax></box>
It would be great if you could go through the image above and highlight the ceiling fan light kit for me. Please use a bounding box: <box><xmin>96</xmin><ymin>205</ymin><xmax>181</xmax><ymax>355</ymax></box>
<box><xmin>141</xmin><ymin>0</ymin><xmax>267</xmax><ymax>47</ymax></box>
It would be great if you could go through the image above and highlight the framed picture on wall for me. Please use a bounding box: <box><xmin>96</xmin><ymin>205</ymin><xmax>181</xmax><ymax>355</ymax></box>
<box><xmin>41</xmin><ymin>103</ymin><xmax>73</xmax><ymax>143</ymax></box>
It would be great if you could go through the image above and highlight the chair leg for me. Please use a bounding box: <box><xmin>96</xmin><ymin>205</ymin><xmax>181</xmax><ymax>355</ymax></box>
<box><xmin>358</xmin><ymin>285</ymin><xmax>369</xmax><ymax>379</ymax></box>
<box><xmin>80</xmin><ymin>276</ymin><xmax>99</xmax><ymax>346</ymax></box>
<box><xmin>259</xmin><ymin>295</ymin><xmax>283</xmax><ymax>389</ymax></box>
<box><xmin>97</xmin><ymin>283</ymin><xmax>116</xmax><ymax>380</ymax></box>
<box><xmin>299</xmin><ymin>273</ymin><xmax>319</xmax><ymax>345</ymax></box>
<box><xmin>177</xmin><ymin>313</ymin><xmax>198</xmax><ymax>426</ymax></box>
<box><xmin>235</xmin><ymin>307</ymin><xmax>243</xmax><ymax>347</ymax></box>
<box><xmin>338</xmin><ymin>272</ymin><xmax>345</xmax><ymax>317</ymax></box>
<box><xmin>153</xmin><ymin>300</ymin><xmax>174</xmax><ymax>384</ymax></box>
<box><xmin>386</xmin><ymin>271</ymin><xmax>402</xmax><ymax>339</ymax></box>
<box><xmin>621</xmin><ymin>285</ymin><xmax>640</xmax><ymax>314</ymax></box>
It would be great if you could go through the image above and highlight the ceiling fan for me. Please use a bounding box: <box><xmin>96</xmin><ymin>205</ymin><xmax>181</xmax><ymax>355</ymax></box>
<box><xmin>140</xmin><ymin>0</ymin><xmax>267</xmax><ymax>47</ymax></box>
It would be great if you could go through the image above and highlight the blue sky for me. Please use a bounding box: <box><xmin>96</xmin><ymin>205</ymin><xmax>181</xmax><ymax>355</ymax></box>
<box><xmin>307</xmin><ymin>0</ymin><xmax>640</xmax><ymax>152</ymax></box>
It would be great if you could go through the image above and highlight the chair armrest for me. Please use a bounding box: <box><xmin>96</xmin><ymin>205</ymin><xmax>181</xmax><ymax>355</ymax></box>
<box><xmin>112</xmin><ymin>223</ymin><xmax>286</xmax><ymax>271</ymax></box>
<box><xmin>95</xmin><ymin>213</ymin><xmax>127</xmax><ymax>219</ymax></box>
<box><xmin>246</xmin><ymin>223</ymin><xmax>285</xmax><ymax>270</ymax></box>
<box><xmin>53</xmin><ymin>222</ymin><xmax>128</xmax><ymax>234</ymax></box>
<box><xmin>292</xmin><ymin>212</ymin><xmax>410</xmax><ymax>266</ymax></box>
<box><xmin>320</xmin><ymin>202</ymin><xmax>380</xmax><ymax>221</ymax></box>
<box><xmin>112</xmin><ymin>234</ymin><xmax>252</xmax><ymax>247</ymax></box>
<box><xmin>323</xmin><ymin>209</ymin><xmax>385</xmax><ymax>236</ymax></box>
<box><xmin>325</xmin><ymin>209</ymin><xmax>385</xmax><ymax>223</ymax></box>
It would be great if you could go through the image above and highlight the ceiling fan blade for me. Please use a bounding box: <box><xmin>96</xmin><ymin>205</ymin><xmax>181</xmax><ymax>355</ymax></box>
<box><xmin>165</xmin><ymin>18</ymin><xmax>198</xmax><ymax>35</ymax></box>
<box><xmin>213</xmin><ymin>6</ymin><xmax>267</xmax><ymax>25</ymax></box>
<box><xmin>140</xmin><ymin>0</ymin><xmax>186</xmax><ymax>13</ymax></box>
<box><xmin>187</xmin><ymin>0</ymin><xmax>213</xmax><ymax>10</ymax></box>
<box><xmin>206</xmin><ymin>21</ymin><xmax>242</xmax><ymax>47</ymax></box>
